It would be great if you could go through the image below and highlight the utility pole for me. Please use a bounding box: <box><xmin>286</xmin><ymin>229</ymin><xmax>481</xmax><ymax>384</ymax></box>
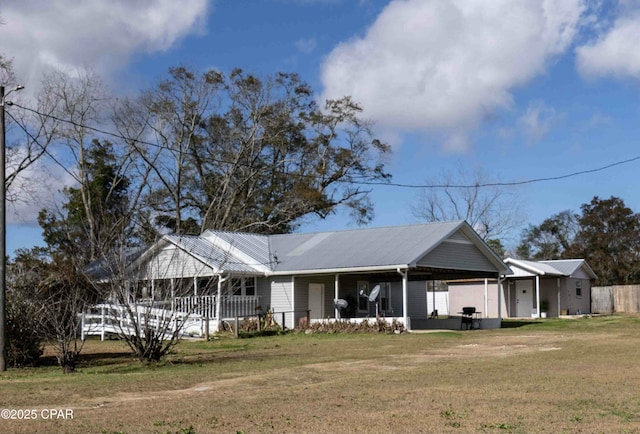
<box><xmin>0</xmin><ymin>85</ymin><xmax>7</xmax><ymax>372</ymax></box>
<box><xmin>0</xmin><ymin>84</ymin><xmax>23</xmax><ymax>371</ymax></box>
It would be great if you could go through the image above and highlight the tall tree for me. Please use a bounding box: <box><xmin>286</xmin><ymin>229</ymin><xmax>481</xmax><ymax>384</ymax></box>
<box><xmin>516</xmin><ymin>210</ymin><xmax>578</xmax><ymax>260</ymax></box>
<box><xmin>120</xmin><ymin>67</ymin><xmax>391</xmax><ymax>235</ymax></box>
<box><xmin>38</xmin><ymin>139</ymin><xmax>131</xmax><ymax>265</ymax></box>
<box><xmin>568</xmin><ymin>196</ymin><xmax>640</xmax><ymax>286</ymax></box>
<box><xmin>411</xmin><ymin>163</ymin><xmax>525</xmax><ymax>247</ymax></box>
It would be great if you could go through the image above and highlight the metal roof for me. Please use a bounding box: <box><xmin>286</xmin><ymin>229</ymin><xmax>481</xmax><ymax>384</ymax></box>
<box><xmin>166</xmin><ymin>234</ymin><xmax>264</xmax><ymax>274</ymax></box>
<box><xmin>138</xmin><ymin>221</ymin><xmax>510</xmax><ymax>277</ymax></box>
<box><xmin>505</xmin><ymin>258</ymin><xmax>597</xmax><ymax>279</ymax></box>
<box><xmin>268</xmin><ymin>221</ymin><xmax>466</xmax><ymax>271</ymax></box>
<box><xmin>505</xmin><ymin>258</ymin><xmax>565</xmax><ymax>276</ymax></box>
<box><xmin>539</xmin><ymin>259</ymin><xmax>597</xmax><ymax>279</ymax></box>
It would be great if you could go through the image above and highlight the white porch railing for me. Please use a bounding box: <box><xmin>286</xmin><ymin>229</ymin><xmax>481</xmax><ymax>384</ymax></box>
<box><xmin>174</xmin><ymin>295</ymin><xmax>261</xmax><ymax>319</ymax></box>
<box><xmin>80</xmin><ymin>303</ymin><xmax>202</xmax><ymax>341</ymax></box>
<box><xmin>80</xmin><ymin>296</ymin><xmax>262</xmax><ymax>340</ymax></box>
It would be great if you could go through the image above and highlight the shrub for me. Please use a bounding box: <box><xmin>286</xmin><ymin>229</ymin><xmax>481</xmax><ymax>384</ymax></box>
<box><xmin>298</xmin><ymin>317</ymin><xmax>405</xmax><ymax>334</ymax></box>
<box><xmin>6</xmin><ymin>290</ymin><xmax>44</xmax><ymax>367</ymax></box>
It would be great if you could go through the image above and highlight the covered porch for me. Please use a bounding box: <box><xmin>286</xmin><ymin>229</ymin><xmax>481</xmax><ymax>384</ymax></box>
<box><xmin>302</xmin><ymin>266</ymin><xmax>506</xmax><ymax>331</ymax></box>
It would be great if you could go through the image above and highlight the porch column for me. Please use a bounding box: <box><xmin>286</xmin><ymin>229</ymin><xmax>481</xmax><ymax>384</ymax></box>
<box><xmin>171</xmin><ymin>278</ymin><xmax>175</xmax><ymax>311</ymax></box>
<box><xmin>535</xmin><ymin>275</ymin><xmax>541</xmax><ymax>318</ymax></box>
<box><xmin>397</xmin><ymin>268</ymin><xmax>410</xmax><ymax>330</ymax></box>
<box><xmin>557</xmin><ymin>278</ymin><xmax>561</xmax><ymax>317</ymax></box>
<box><xmin>216</xmin><ymin>275</ymin><xmax>223</xmax><ymax>321</ymax></box>
<box><xmin>193</xmin><ymin>277</ymin><xmax>198</xmax><ymax>297</ymax></box>
<box><xmin>497</xmin><ymin>273</ymin><xmax>502</xmax><ymax>320</ymax></box>
<box><xmin>484</xmin><ymin>278</ymin><xmax>489</xmax><ymax>319</ymax></box>
<box><xmin>291</xmin><ymin>276</ymin><xmax>295</xmax><ymax>329</ymax></box>
<box><xmin>334</xmin><ymin>274</ymin><xmax>339</xmax><ymax>319</ymax></box>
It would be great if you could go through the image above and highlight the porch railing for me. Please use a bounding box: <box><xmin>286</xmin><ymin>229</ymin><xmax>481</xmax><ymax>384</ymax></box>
<box><xmin>174</xmin><ymin>295</ymin><xmax>261</xmax><ymax>319</ymax></box>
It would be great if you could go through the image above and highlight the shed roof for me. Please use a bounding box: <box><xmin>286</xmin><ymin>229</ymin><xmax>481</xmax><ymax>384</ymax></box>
<box><xmin>505</xmin><ymin>258</ymin><xmax>597</xmax><ymax>279</ymax></box>
<box><xmin>539</xmin><ymin>259</ymin><xmax>597</xmax><ymax>279</ymax></box>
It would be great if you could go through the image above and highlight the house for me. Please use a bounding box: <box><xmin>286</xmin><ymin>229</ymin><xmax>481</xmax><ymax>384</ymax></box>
<box><xmin>448</xmin><ymin>258</ymin><xmax>597</xmax><ymax>318</ymax></box>
<box><xmin>85</xmin><ymin>221</ymin><xmax>512</xmax><ymax>337</ymax></box>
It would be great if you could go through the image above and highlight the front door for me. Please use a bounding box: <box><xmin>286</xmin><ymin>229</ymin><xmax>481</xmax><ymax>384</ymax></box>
<box><xmin>308</xmin><ymin>284</ymin><xmax>325</xmax><ymax>319</ymax></box>
<box><xmin>516</xmin><ymin>280</ymin><xmax>533</xmax><ymax>317</ymax></box>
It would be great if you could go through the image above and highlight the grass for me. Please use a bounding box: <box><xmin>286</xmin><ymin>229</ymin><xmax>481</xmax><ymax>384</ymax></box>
<box><xmin>2</xmin><ymin>315</ymin><xmax>640</xmax><ymax>433</ymax></box>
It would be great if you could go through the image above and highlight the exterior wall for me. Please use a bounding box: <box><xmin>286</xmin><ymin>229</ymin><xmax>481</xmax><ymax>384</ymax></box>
<box><xmin>450</xmin><ymin>282</ymin><xmax>487</xmax><ymax>318</ymax></box>
<box><xmin>294</xmin><ymin>275</ymin><xmax>336</xmax><ymax>326</ymax></box>
<box><xmin>564</xmin><ymin>277</ymin><xmax>591</xmax><ymax>314</ymax></box>
<box><xmin>265</xmin><ymin>276</ymin><xmax>294</xmax><ymax>328</ymax></box>
<box><xmin>449</xmin><ymin>280</ymin><xmax>506</xmax><ymax>318</ymax></box>
<box><xmin>418</xmin><ymin>236</ymin><xmax>496</xmax><ymax>272</ymax></box>
<box><xmin>452</xmin><ymin>276</ymin><xmax>593</xmax><ymax>318</ymax></box>
<box><xmin>143</xmin><ymin>246</ymin><xmax>214</xmax><ymax>280</ymax></box>
<box><xmin>407</xmin><ymin>281</ymin><xmax>427</xmax><ymax>319</ymax></box>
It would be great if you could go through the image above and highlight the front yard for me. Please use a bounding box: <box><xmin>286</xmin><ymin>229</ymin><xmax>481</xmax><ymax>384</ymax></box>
<box><xmin>2</xmin><ymin>315</ymin><xmax>640</xmax><ymax>433</ymax></box>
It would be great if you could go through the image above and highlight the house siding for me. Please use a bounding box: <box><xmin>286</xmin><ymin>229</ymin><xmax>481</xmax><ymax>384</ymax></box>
<box><xmin>266</xmin><ymin>276</ymin><xmax>294</xmax><ymax>328</ymax></box>
<box><xmin>294</xmin><ymin>275</ymin><xmax>336</xmax><ymax>326</ymax></box>
<box><xmin>144</xmin><ymin>246</ymin><xmax>214</xmax><ymax>280</ymax></box>
<box><xmin>565</xmin><ymin>278</ymin><xmax>591</xmax><ymax>314</ymax></box>
<box><xmin>418</xmin><ymin>239</ymin><xmax>496</xmax><ymax>272</ymax></box>
<box><xmin>407</xmin><ymin>281</ymin><xmax>427</xmax><ymax>319</ymax></box>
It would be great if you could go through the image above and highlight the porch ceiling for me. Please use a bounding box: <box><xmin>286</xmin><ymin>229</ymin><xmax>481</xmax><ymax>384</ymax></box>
<box><xmin>334</xmin><ymin>267</ymin><xmax>499</xmax><ymax>282</ymax></box>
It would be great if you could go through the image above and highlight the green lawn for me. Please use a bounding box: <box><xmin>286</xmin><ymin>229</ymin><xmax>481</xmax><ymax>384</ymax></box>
<box><xmin>2</xmin><ymin>315</ymin><xmax>640</xmax><ymax>433</ymax></box>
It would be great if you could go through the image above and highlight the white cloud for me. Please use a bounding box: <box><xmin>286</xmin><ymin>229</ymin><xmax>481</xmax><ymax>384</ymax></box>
<box><xmin>0</xmin><ymin>0</ymin><xmax>210</xmax><ymax>89</ymax></box>
<box><xmin>320</xmin><ymin>0</ymin><xmax>587</xmax><ymax>152</ymax></box>
<box><xmin>6</xmin><ymin>147</ymin><xmax>76</xmax><ymax>225</ymax></box>
<box><xmin>518</xmin><ymin>100</ymin><xmax>563</xmax><ymax>142</ymax></box>
<box><xmin>0</xmin><ymin>0</ymin><xmax>210</xmax><ymax>226</ymax></box>
<box><xmin>576</xmin><ymin>14</ymin><xmax>640</xmax><ymax>79</ymax></box>
<box><xmin>295</xmin><ymin>37</ymin><xmax>318</xmax><ymax>54</ymax></box>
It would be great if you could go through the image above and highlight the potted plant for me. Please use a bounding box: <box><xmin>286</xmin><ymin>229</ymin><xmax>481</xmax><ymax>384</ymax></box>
<box><xmin>540</xmin><ymin>300</ymin><xmax>549</xmax><ymax>318</ymax></box>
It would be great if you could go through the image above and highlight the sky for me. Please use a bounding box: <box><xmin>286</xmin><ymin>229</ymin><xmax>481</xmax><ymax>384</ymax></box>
<box><xmin>2</xmin><ymin>0</ymin><xmax>640</xmax><ymax>255</ymax></box>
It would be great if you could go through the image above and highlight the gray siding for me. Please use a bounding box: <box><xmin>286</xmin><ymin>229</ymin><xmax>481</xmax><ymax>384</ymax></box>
<box><xmin>565</xmin><ymin>278</ymin><xmax>591</xmax><ymax>314</ymax></box>
<box><xmin>407</xmin><ymin>281</ymin><xmax>427</xmax><ymax>319</ymax></box>
<box><xmin>419</xmin><ymin>240</ymin><xmax>496</xmax><ymax>272</ymax></box>
<box><xmin>295</xmin><ymin>275</ymin><xmax>337</xmax><ymax>325</ymax></box>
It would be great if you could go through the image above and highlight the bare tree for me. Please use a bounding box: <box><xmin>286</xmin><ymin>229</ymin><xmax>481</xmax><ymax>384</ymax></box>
<box><xmin>10</xmin><ymin>248</ymin><xmax>103</xmax><ymax>373</ymax></box>
<box><xmin>412</xmin><ymin>163</ymin><xmax>525</xmax><ymax>245</ymax></box>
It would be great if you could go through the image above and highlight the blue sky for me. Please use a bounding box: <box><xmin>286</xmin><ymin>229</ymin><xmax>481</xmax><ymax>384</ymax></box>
<box><xmin>2</xmin><ymin>0</ymin><xmax>640</xmax><ymax>254</ymax></box>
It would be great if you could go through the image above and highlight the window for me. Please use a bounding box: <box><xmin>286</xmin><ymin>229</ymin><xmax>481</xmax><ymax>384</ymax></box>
<box><xmin>228</xmin><ymin>277</ymin><xmax>257</xmax><ymax>296</ymax></box>
<box><xmin>576</xmin><ymin>280</ymin><xmax>582</xmax><ymax>297</ymax></box>
<box><xmin>357</xmin><ymin>281</ymin><xmax>369</xmax><ymax>312</ymax></box>
<box><xmin>245</xmin><ymin>278</ymin><xmax>256</xmax><ymax>296</ymax></box>
<box><xmin>379</xmin><ymin>282</ymin><xmax>392</xmax><ymax>313</ymax></box>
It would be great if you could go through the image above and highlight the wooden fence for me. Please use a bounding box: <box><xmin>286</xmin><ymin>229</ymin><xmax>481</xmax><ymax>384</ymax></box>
<box><xmin>592</xmin><ymin>285</ymin><xmax>640</xmax><ymax>314</ymax></box>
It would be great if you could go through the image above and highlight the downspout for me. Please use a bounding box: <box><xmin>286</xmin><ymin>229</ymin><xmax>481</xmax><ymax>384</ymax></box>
<box><xmin>397</xmin><ymin>268</ymin><xmax>410</xmax><ymax>331</ymax></box>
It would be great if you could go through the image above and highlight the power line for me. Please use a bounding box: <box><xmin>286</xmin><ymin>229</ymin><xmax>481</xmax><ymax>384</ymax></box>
<box><xmin>10</xmin><ymin>101</ymin><xmax>640</xmax><ymax>189</ymax></box>
<box><xmin>351</xmin><ymin>154</ymin><xmax>640</xmax><ymax>189</ymax></box>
